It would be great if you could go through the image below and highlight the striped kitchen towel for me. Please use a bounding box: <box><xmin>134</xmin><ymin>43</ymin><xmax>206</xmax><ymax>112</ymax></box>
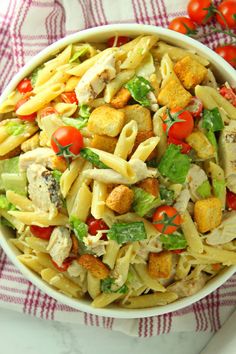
<box><xmin>0</xmin><ymin>0</ymin><xmax>235</xmax><ymax>337</ymax></box>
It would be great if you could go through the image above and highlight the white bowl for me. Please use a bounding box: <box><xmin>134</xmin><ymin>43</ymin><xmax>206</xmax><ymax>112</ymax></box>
<box><xmin>0</xmin><ymin>24</ymin><xmax>235</xmax><ymax>319</ymax></box>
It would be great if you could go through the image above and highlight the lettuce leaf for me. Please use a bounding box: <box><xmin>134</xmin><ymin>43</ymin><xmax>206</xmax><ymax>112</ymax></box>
<box><xmin>69</xmin><ymin>215</ymin><xmax>88</xmax><ymax>241</ymax></box>
<box><xmin>125</xmin><ymin>75</ymin><xmax>154</xmax><ymax>107</ymax></box>
<box><xmin>196</xmin><ymin>180</ymin><xmax>211</xmax><ymax>198</ymax></box>
<box><xmin>5</xmin><ymin>121</ymin><xmax>25</xmax><ymax>136</ymax></box>
<box><xmin>69</xmin><ymin>46</ymin><xmax>89</xmax><ymax>63</ymax></box>
<box><xmin>52</xmin><ymin>170</ymin><xmax>62</xmax><ymax>184</ymax></box>
<box><xmin>101</xmin><ymin>277</ymin><xmax>128</xmax><ymax>294</ymax></box>
<box><xmin>80</xmin><ymin>148</ymin><xmax>109</xmax><ymax>169</ymax></box>
<box><xmin>0</xmin><ymin>195</ymin><xmax>17</xmax><ymax>211</ymax></box>
<box><xmin>107</xmin><ymin>222</ymin><xmax>147</xmax><ymax>244</ymax></box>
<box><xmin>213</xmin><ymin>179</ymin><xmax>226</xmax><ymax>199</ymax></box>
<box><xmin>160</xmin><ymin>232</ymin><xmax>187</xmax><ymax>250</ymax></box>
<box><xmin>159</xmin><ymin>185</ymin><xmax>175</xmax><ymax>205</ymax></box>
<box><xmin>202</xmin><ymin>107</ymin><xmax>224</xmax><ymax>132</ymax></box>
<box><xmin>132</xmin><ymin>186</ymin><xmax>161</xmax><ymax>217</ymax></box>
<box><xmin>62</xmin><ymin>117</ymin><xmax>88</xmax><ymax>130</ymax></box>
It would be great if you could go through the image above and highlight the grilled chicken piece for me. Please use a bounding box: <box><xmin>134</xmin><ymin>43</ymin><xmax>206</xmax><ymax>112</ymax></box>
<box><xmin>27</xmin><ymin>164</ymin><xmax>62</xmax><ymax>218</ymax></box>
<box><xmin>187</xmin><ymin>164</ymin><xmax>208</xmax><ymax>202</ymax></box>
<box><xmin>167</xmin><ymin>272</ymin><xmax>208</xmax><ymax>298</ymax></box>
<box><xmin>19</xmin><ymin>147</ymin><xmax>55</xmax><ymax>171</ymax></box>
<box><xmin>219</xmin><ymin>120</ymin><xmax>236</xmax><ymax>193</ymax></box>
<box><xmin>75</xmin><ymin>52</ymin><xmax>116</xmax><ymax>104</ymax></box>
<box><xmin>47</xmin><ymin>227</ymin><xmax>72</xmax><ymax>267</ymax></box>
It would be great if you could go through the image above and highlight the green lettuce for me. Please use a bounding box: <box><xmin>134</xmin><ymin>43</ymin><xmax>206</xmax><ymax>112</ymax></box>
<box><xmin>69</xmin><ymin>215</ymin><xmax>88</xmax><ymax>241</ymax></box>
<box><xmin>0</xmin><ymin>195</ymin><xmax>17</xmax><ymax>211</ymax></box>
<box><xmin>196</xmin><ymin>180</ymin><xmax>211</xmax><ymax>198</ymax></box>
<box><xmin>132</xmin><ymin>187</ymin><xmax>161</xmax><ymax>217</ymax></box>
<box><xmin>125</xmin><ymin>75</ymin><xmax>154</xmax><ymax>107</ymax></box>
<box><xmin>101</xmin><ymin>277</ymin><xmax>128</xmax><ymax>294</ymax></box>
<box><xmin>159</xmin><ymin>185</ymin><xmax>175</xmax><ymax>205</ymax></box>
<box><xmin>160</xmin><ymin>232</ymin><xmax>187</xmax><ymax>250</ymax></box>
<box><xmin>5</xmin><ymin>121</ymin><xmax>25</xmax><ymax>136</ymax></box>
<box><xmin>202</xmin><ymin>108</ymin><xmax>224</xmax><ymax>132</ymax></box>
<box><xmin>69</xmin><ymin>46</ymin><xmax>89</xmax><ymax>63</ymax></box>
<box><xmin>79</xmin><ymin>104</ymin><xmax>90</xmax><ymax>119</ymax></box>
<box><xmin>52</xmin><ymin>170</ymin><xmax>62</xmax><ymax>184</ymax></box>
<box><xmin>158</xmin><ymin>144</ymin><xmax>191</xmax><ymax>184</ymax></box>
<box><xmin>80</xmin><ymin>148</ymin><xmax>109</xmax><ymax>169</ymax></box>
<box><xmin>107</xmin><ymin>222</ymin><xmax>147</xmax><ymax>244</ymax></box>
<box><xmin>62</xmin><ymin>117</ymin><xmax>89</xmax><ymax>130</ymax></box>
<box><xmin>213</xmin><ymin>179</ymin><xmax>226</xmax><ymax>199</ymax></box>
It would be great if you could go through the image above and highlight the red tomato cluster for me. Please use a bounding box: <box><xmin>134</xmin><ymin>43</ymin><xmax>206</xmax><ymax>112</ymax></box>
<box><xmin>168</xmin><ymin>0</ymin><xmax>236</xmax><ymax>68</ymax></box>
<box><xmin>87</xmin><ymin>216</ymin><xmax>108</xmax><ymax>240</ymax></box>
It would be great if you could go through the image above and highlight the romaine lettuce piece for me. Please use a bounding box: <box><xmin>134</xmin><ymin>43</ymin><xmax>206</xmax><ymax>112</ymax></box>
<box><xmin>125</xmin><ymin>75</ymin><xmax>154</xmax><ymax>107</ymax></box>
<box><xmin>196</xmin><ymin>180</ymin><xmax>211</xmax><ymax>198</ymax></box>
<box><xmin>107</xmin><ymin>222</ymin><xmax>147</xmax><ymax>244</ymax></box>
<box><xmin>160</xmin><ymin>232</ymin><xmax>187</xmax><ymax>250</ymax></box>
<box><xmin>132</xmin><ymin>187</ymin><xmax>161</xmax><ymax>217</ymax></box>
<box><xmin>80</xmin><ymin>148</ymin><xmax>109</xmax><ymax>169</ymax></box>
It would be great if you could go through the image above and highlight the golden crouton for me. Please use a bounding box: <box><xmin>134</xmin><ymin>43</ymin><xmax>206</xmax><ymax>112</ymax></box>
<box><xmin>78</xmin><ymin>254</ymin><xmax>109</xmax><ymax>279</ymax></box>
<box><xmin>131</xmin><ymin>130</ymin><xmax>156</xmax><ymax>160</ymax></box>
<box><xmin>0</xmin><ymin>146</ymin><xmax>21</xmax><ymax>160</ymax></box>
<box><xmin>87</xmin><ymin>105</ymin><xmax>125</xmax><ymax>137</ymax></box>
<box><xmin>51</xmin><ymin>155</ymin><xmax>67</xmax><ymax>172</ymax></box>
<box><xmin>90</xmin><ymin>134</ymin><xmax>117</xmax><ymax>153</ymax></box>
<box><xmin>158</xmin><ymin>79</ymin><xmax>192</xmax><ymax>109</ymax></box>
<box><xmin>186</xmin><ymin>130</ymin><xmax>215</xmax><ymax>159</ymax></box>
<box><xmin>148</xmin><ymin>252</ymin><xmax>172</xmax><ymax>279</ymax></box>
<box><xmin>120</xmin><ymin>104</ymin><xmax>152</xmax><ymax>131</ymax></box>
<box><xmin>110</xmin><ymin>87</ymin><xmax>131</xmax><ymax>109</ymax></box>
<box><xmin>174</xmin><ymin>56</ymin><xmax>207</xmax><ymax>90</ymax></box>
<box><xmin>21</xmin><ymin>133</ymin><xmax>40</xmax><ymax>152</ymax></box>
<box><xmin>194</xmin><ymin>197</ymin><xmax>222</xmax><ymax>233</ymax></box>
<box><xmin>106</xmin><ymin>185</ymin><xmax>134</xmax><ymax>214</ymax></box>
<box><xmin>136</xmin><ymin>178</ymin><xmax>159</xmax><ymax>197</ymax></box>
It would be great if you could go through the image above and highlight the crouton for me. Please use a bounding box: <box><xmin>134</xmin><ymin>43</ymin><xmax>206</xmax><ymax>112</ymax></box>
<box><xmin>136</xmin><ymin>178</ymin><xmax>159</xmax><ymax>197</ymax></box>
<box><xmin>148</xmin><ymin>251</ymin><xmax>172</xmax><ymax>279</ymax></box>
<box><xmin>87</xmin><ymin>105</ymin><xmax>125</xmax><ymax>137</ymax></box>
<box><xmin>194</xmin><ymin>197</ymin><xmax>222</xmax><ymax>233</ymax></box>
<box><xmin>186</xmin><ymin>130</ymin><xmax>215</xmax><ymax>159</ymax></box>
<box><xmin>174</xmin><ymin>56</ymin><xmax>208</xmax><ymax>90</ymax></box>
<box><xmin>21</xmin><ymin>133</ymin><xmax>40</xmax><ymax>152</ymax></box>
<box><xmin>110</xmin><ymin>87</ymin><xmax>131</xmax><ymax>109</ymax></box>
<box><xmin>106</xmin><ymin>185</ymin><xmax>134</xmax><ymax>214</ymax></box>
<box><xmin>131</xmin><ymin>130</ymin><xmax>156</xmax><ymax>160</ymax></box>
<box><xmin>158</xmin><ymin>79</ymin><xmax>192</xmax><ymax>109</ymax></box>
<box><xmin>120</xmin><ymin>104</ymin><xmax>152</xmax><ymax>131</ymax></box>
<box><xmin>90</xmin><ymin>134</ymin><xmax>117</xmax><ymax>153</ymax></box>
<box><xmin>0</xmin><ymin>145</ymin><xmax>21</xmax><ymax>160</ymax></box>
<box><xmin>71</xmin><ymin>234</ymin><xmax>79</xmax><ymax>255</ymax></box>
<box><xmin>51</xmin><ymin>155</ymin><xmax>67</xmax><ymax>172</ymax></box>
<box><xmin>78</xmin><ymin>254</ymin><xmax>109</xmax><ymax>279</ymax></box>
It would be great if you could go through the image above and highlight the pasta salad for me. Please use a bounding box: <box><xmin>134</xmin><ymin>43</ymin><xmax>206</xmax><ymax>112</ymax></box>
<box><xmin>0</xmin><ymin>34</ymin><xmax>236</xmax><ymax>309</ymax></box>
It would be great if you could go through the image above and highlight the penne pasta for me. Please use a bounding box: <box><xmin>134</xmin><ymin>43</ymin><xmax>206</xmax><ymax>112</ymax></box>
<box><xmin>181</xmin><ymin>211</ymin><xmax>204</xmax><ymax>254</ymax></box>
<box><xmin>121</xmin><ymin>291</ymin><xmax>178</xmax><ymax>309</ymax></box>
<box><xmin>60</xmin><ymin>157</ymin><xmax>84</xmax><ymax>198</ymax></box>
<box><xmin>114</xmin><ymin>120</ymin><xmax>138</xmax><ymax>160</ymax></box>
<box><xmin>91</xmin><ymin>181</ymin><xmax>107</xmax><ymax>219</ymax></box>
<box><xmin>8</xmin><ymin>211</ymin><xmax>69</xmax><ymax>227</ymax></box>
<box><xmin>18</xmin><ymin>254</ymin><xmax>44</xmax><ymax>274</ymax></box>
<box><xmin>130</xmin><ymin>136</ymin><xmax>160</xmax><ymax>161</ymax></box>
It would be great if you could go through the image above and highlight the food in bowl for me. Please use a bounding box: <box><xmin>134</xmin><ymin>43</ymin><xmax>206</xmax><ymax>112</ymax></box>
<box><xmin>0</xmin><ymin>34</ymin><xmax>236</xmax><ymax>310</ymax></box>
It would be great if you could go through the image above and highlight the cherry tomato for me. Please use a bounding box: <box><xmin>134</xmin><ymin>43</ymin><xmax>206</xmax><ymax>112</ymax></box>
<box><xmin>17</xmin><ymin>78</ymin><xmax>33</xmax><ymax>94</ymax></box>
<box><xmin>167</xmin><ymin>136</ymin><xmax>192</xmax><ymax>154</ymax></box>
<box><xmin>185</xmin><ymin>97</ymin><xmax>203</xmax><ymax>117</ymax></box>
<box><xmin>215</xmin><ymin>45</ymin><xmax>236</xmax><ymax>68</ymax></box>
<box><xmin>51</xmin><ymin>126</ymin><xmax>84</xmax><ymax>157</ymax></box>
<box><xmin>219</xmin><ymin>86</ymin><xmax>236</xmax><ymax>107</ymax></box>
<box><xmin>163</xmin><ymin>108</ymin><xmax>194</xmax><ymax>140</ymax></box>
<box><xmin>15</xmin><ymin>97</ymin><xmax>37</xmax><ymax>121</ymax></box>
<box><xmin>153</xmin><ymin>206</ymin><xmax>181</xmax><ymax>235</ymax></box>
<box><xmin>30</xmin><ymin>225</ymin><xmax>54</xmax><ymax>240</ymax></box>
<box><xmin>61</xmin><ymin>91</ymin><xmax>78</xmax><ymax>104</ymax></box>
<box><xmin>216</xmin><ymin>1</ymin><xmax>236</xmax><ymax>29</ymax></box>
<box><xmin>107</xmin><ymin>36</ymin><xmax>129</xmax><ymax>47</ymax></box>
<box><xmin>40</xmin><ymin>106</ymin><xmax>58</xmax><ymax>118</ymax></box>
<box><xmin>171</xmin><ymin>249</ymin><xmax>185</xmax><ymax>254</ymax></box>
<box><xmin>187</xmin><ymin>0</ymin><xmax>214</xmax><ymax>25</ymax></box>
<box><xmin>87</xmin><ymin>216</ymin><xmax>108</xmax><ymax>240</ymax></box>
<box><xmin>226</xmin><ymin>190</ymin><xmax>236</xmax><ymax>210</ymax></box>
<box><xmin>51</xmin><ymin>257</ymin><xmax>75</xmax><ymax>272</ymax></box>
<box><xmin>168</xmin><ymin>17</ymin><xmax>197</xmax><ymax>36</ymax></box>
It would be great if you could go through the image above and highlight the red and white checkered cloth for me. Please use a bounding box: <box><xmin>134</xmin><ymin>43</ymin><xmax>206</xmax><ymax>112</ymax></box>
<box><xmin>0</xmin><ymin>0</ymin><xmax>235</xmax><ymax>337</ymax></box>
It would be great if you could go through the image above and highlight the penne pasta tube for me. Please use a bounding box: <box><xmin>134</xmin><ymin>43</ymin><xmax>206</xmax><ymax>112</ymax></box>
<box><xmin>6</xmin><ymin>190</ymin><xmax>35</xmax><ymax>212</ymax></box>
<box><xmin>153</xmin><ymin>106</ymin><xmax>167</xmax><ymax>161</ymax></box>
<box><xmin>102</xmin><ymin>240</ymin><xmax>121</xmax><ymax>269</ymax></box>
<box><xmin>181</xmin><ymin>210</ymin><xmax>203</xmax><ymax>254</ymax></box>
<box><xmin>121</xmin><ymin>291</ymin><xmax>178</xmax><ymax>309</ymax></box>
<box><xmin>0</xmin><ymin>90</ymin><xmax>22</xmax><ymax>114</ymax></box>
<box><xmin>0</xmin><ymin>209</ymin><xmax>25</xmax><ymax>232</ymax></box>
<box><xmin>114</xmin><ymin>120</ymin><xmax>138</xmax><ymax>159</ymax></box>
<box><xmin>70</xmin><ymin>182</ymin><xmax>92</xmax><ymax>221</ymax></box>
<box><xmin>10</xmin><ymin>238</ymin><xmax>32</xmax><ymax>254</ymax></box>
<box><xmin>104</xmin><ymin>69</ymin><xmax>135</xmax><ymax>103</ymax></box>
<box><xmin>134</xmin><ymin>264</ymin><xmax>166</xmax><ymax>292</ymax></box>
<box><xmin>91</xmin><ymin>181</ymin><xmax>107</xmax><ymax>219</ymax></box>
<box><xmin>87</xmin><ymin>272</ymin><xmax>101</xmax><ymax>299</ymax></box>
<box><xmin>53</xmin><ymin>102</ymin><xmax>77</xmax><ymax>117</ymax></box>
<box><xmin>8</xmin><ymin>211</ymin><xmax>69</xmax><ymax>226</ymax></box>
<box><xmin>60</xmin><ymin>157</ymin><xmax>84</xmax><ymax>198</ymax></box>
<box><xmin>91</xmin><ymin>292</ymin><xmax>123</xmax><ymax>308</ymax></box>
<box><xmin>203</xmin><ymin>245</ymin><xmax>236</xmax><ymax>265</ymax></box>
<box><xmin>33</xmin><ymin>71</ymin><xmax>70</xmax><ymax>94</ymax></box>
<box><xmin>25</xmin><ymin>236</ymin><xmax>49</xmax><ymax>253</ymax></box>
<box><xmin>17</xmin><ymin>254</ymin><xmax>44</xmax><ymax>274</ymax></box>
<box><xmin>130</xmin><ymin>136</ymin><xmax>160</xmax><ymax>161</ymax></box>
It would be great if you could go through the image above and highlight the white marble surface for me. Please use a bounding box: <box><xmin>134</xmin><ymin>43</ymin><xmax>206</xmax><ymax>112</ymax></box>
<box><xmin>0</xmin><ymin>307</ymin><xmax>214</xmax><ymax>354</ymax></box>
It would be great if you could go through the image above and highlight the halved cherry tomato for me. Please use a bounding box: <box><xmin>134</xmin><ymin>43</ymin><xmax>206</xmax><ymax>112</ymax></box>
<box><xmin>51</xmin><ymin>126</ymin><xmax>84</xmax><ymax>158</ymax></box>
<box><xmin>163</xmin><ymin>108</ymin><xmax>194</xmax><ymax>140</ymax></box>
<box><xmin>61</xmin><ymin>91</ymin><xmax>78</xmax><ymax>104</ymax></box>
<box><xmin>153</xmin><ymin>206</ymin><xmax>181</xmax><ymax>235</ymax></box>
<box><xmin>212</xmin><ymin>263</ymin><xmax>221</xmax><ymax>271</ymax></box>
<box><xmin>87</xmin><ymin>216</ymin><xmax>108</xmax><ymax>240</ymax></box>
<box><xmin>107</xmin><ymin>36</ymin><xmax>129</xmax><ymax>47</ymax></box>
<box><xmin>40</xmin><ymin>106</ymin><xmax>58</xmax><ymax>118</ymax></box>
<box><xmin>167</xmin><ymin>136</ymin><xmax>192</xmax><ymax>154</ymax></box>
<box><xmin>17</xmin><ymin>78</ymin><xmax>33</xmax><ymax>94</ymax></box>
<box><xmin>215</xmin><ymin>45</ymin><xmax>236</xmax><ymax>68</ymax></box>
<box><xmin>187</xmin><ymin>0</ymin><xmax>214</xmax><ymax>25</ymax></box>
<box><xmin>168</xmin><ymin>17</ymin><xmax>197</xmax><ymax>36</ymax></box>
<box><xmin>30</xmin><ymin>225</ymin><xmax>54</xmax><ymax>240</ymax></box>
<box><xmin>219</xmin><ymin>86</ymin><xmax>236</xmax><ymax>107</ymax></box>
<box><xmin>15</xmin><ymin>97</ymin><xmax>37</xmax><ymax>121</ymax></box>
<box><xmin>216</xmin><ymin>1</ymin><xmax>236</xmax><ymax>29</ymax></box>
<box><xmin>51</xmin><ymin>257</ymin><xmax>75</xmax><ymax>272</ymax></box>
<box><xmin>185</xmin><ymin>97</ymin><xmax>203</xmax><ymax>117</ymax></box>
<box><xmin>226</xmin><ymin>190</ymin><xmax>236</xmax><ymax>210</ymax></box>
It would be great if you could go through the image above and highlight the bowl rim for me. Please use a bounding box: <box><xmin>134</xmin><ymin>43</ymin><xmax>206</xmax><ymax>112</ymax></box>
<box><xmin>0</xmin><ymin>23</ymin><xmax>235</xmax><ymax>319</ymax></box>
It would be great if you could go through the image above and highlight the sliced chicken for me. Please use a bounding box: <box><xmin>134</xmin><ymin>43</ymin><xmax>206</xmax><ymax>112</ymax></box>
<box><xmin>47</xmin><ymin>227</ymin><xmax>72</xmax><ymax>267</ymax></box>
<box><xmin>83</xmin><ymin>232</ymin><xmax>108</xmax><ymax>257</ymax></box>
<box><xmin>219</xmin><ymin>120</ymin><xmax>236</xmax><ymax>193</ymax></box>
<box><xmin>174</xmin><ymin>188</ymin><xmax>191</xmax><ymax>214</ymax></box>
<box><xmin>167</xmin><ymin>272</ymin><xmax>208</xmax><ymax>298</ymax></box>
<box><xmin>27</xmin><ymin>164</ymin><xmax>61</xmax><ymax>218</ymax></box>
<box><xmin>187</xmin><ymin>164</ymin><xmax>208</xmax><ymax>201</ymax></box>
<box><xmin>19</xmin><ymin>147</ymin><xmax>55</xmax><ymax>171</ymax></box>
<box><xmin>206</xmin><ymin>211</ymin><xmax>236</xmax><ymax>245</ymax></box>
<box><xmin>75</xmin><ymin>51</ymin><xmax>117</xmax><ymax>104</ymax></box>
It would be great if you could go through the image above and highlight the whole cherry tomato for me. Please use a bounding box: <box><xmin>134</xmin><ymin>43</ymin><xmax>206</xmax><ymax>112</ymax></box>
<box><xmin>214</xmin><ymin>45</ymin><xmax>236</xmax><ymax>68</ymax></box>
<box><xmin>167</xmin><ymin>136</ymin><xmax>192</xmax><ymax>154</ymax></box>
<box><xmin>15</xmin><ymin>97</ymin><xmax>37</xmax><ymax>121</ymax></box>
<box><xmin>40</xmin><ymin>106</ymin><xmax>58</xmax><ymax>118</ymax></box>
<box><xmin>162</xmin><ymin>108</ymin><xmax>194</xmax><ymax>140</ymax></box>
<box><xmin>185</xmin><ymin>97</ymin><xmax>203</xmax><ymax>117</ymax></box>
<box><xmin>87</xmin><ymin>216</ymin><xmax>108</xmax><ymax>240</ymax></box>
<box><xmin>61</xmin><ymin>91</ymin><xmax>78</xmax><ymax>104</ymax></box>
<box><xmin>216</xmin><ymin>1</ymin><xmax>236</xmax><ymax>29</ymax></box>
<box><xmin>187</xmin><ymin>0</ymin><xmax>214</xmax><ymax>25</ymax></box>
<box><xmin>226</xmin><ymin>190</ymin><xmax>236</xmax><ymax>210</ymax></box>
<box><xmin>51</xmin><ymin>126</ymin><xmax>84</xmax><ymax>160</ymax></box>
<box><xmin>30</xmin><ymin>225</ymin><xmax>54</xmax><ymax>240</ymax></box>
<box><xmin>219</xmin><ymin>86</ymin><xmax>236</xmax><ymax>107</ymax></box>
<box><xmin>17</xmin><ymin>78</ymin><xmax>33</xmax><ymax>94</ymax></box>
<box><xmin>107</xmin><ymin>36</ymin><xmax>129</xmax><ymax>47</ymax></box>
<box><xmin>168</xmin><ymin>17</ymin><xmax>197</xmax><ymax>36</ymax></box>
<box><xmin>51</xmin><ymin>257</ymin><xmax>75</xmax><ymax>272</ymax></box>
<box><xmin>153</xmin><ymin>206</ymin><xmax>181</xmax><ymax>235</ymax></box>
